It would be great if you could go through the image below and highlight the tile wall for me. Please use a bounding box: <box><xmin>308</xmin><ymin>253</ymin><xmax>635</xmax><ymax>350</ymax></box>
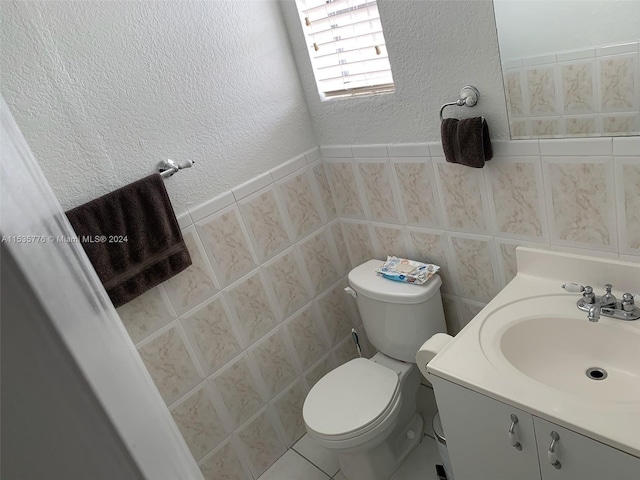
<box><xmin>117</xmin><ymin>136</ymin><xmax>638</xmax><ymax>479</ymax></box>
<box><xmin>322</xmin><ymin>137</ymin><xmax>639</xmax><ymax>336</ymax></box>
<box><xmin>117</xmin><ymin>148</ymin><xmax>371</xmax><ymax>480</ymax></box>
<box><xmin>502</xmin><ymin>40</ymin><xmax>640</xmax><ymax>138</ymax></box>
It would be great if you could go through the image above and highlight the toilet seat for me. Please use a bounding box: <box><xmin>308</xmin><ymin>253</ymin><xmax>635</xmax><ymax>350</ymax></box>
<box><xmin>303</xmin><ymin>358</ymin><xmax>401</xmax><ymax>443</ymax></box>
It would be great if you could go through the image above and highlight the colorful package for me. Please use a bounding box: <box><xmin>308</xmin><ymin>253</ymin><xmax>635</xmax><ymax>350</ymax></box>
<box><xmin>375</xmin><ymin>256</ymin><xmax>440</xmax><ymax>285</ymax></box>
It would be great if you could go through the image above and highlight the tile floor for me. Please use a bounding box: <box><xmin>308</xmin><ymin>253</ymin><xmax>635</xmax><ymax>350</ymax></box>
<box><xmin>258</xmin><ymin>432</ymin><xmax>443</xmax><ymax>480</ymax></box>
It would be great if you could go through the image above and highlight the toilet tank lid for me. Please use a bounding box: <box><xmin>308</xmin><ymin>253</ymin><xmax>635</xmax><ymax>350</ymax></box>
<box><xmin>348</xmin><ymin>259</ymin><xmax>442</xmax><ymax>304</ymax></box>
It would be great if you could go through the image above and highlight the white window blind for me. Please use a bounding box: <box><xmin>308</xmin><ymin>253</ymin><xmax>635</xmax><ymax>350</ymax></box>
<box><xmin>294</xmin><ymin>0</ymin><xmax>395</xmax><ymax>99</ymax></box>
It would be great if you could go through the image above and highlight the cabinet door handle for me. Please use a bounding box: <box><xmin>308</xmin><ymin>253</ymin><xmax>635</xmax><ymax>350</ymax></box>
<box><xmin>507</xmin><ymin>414</ymin><xmax>522</xmax><ymax>451</ymax></box>
<box><xmin>547</xmin><ymin>431</ymin><xmax>561</xmax><ymax>469</ymax></box>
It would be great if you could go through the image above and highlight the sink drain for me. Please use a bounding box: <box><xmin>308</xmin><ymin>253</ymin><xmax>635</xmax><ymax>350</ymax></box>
<box><xmin>586</xmin><ymin>367</ymin><xmax>608</xmax><ymax>381</ymax></box>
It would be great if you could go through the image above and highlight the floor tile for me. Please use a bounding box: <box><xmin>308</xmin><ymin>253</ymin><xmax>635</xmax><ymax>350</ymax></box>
<box><xmin>293</xmin><ymin>434</ymin><xmax>340</xmax><ymax>477</ymax></box>
<box><xmin>333</xmin><ymin>472</ymin><xmax>348</xmax><ymax>480</ymax></box>
<box><xmin>390</xmin><ymin>437</ymin><xmax>442</xmax><ymax>480</ymax></box>
<box><xmin>258</xmin><ymin>449</ymin><xmax>330</xmax><ymax>480</ymax></box>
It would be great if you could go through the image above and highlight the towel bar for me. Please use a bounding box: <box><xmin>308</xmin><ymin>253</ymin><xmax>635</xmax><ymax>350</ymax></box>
<box><xmin>158</xmin><ymin>158</ymin><xmax>195</xmax><ymax>179</ymax></box>
<box><xmin>439</xmin><ymin>85</ymin><xmax>480</xmax><ymax>122</ymax></box>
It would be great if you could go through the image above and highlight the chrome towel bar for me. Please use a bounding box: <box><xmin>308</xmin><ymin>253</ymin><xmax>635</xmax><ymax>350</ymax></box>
<box><xmin>158</xmin><ymin>158</ymin><xmax>195</xmax><ymax>179</ymax></box>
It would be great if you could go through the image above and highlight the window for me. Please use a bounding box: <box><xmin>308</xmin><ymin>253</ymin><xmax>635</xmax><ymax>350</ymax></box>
<box><xmin>294</xmin><ymin>0</ymin><xmax>395</xmax><ymax>99</ymax></box>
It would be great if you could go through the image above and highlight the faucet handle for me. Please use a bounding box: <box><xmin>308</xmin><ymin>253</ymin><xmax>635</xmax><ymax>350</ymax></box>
<box><xmin>622</xmin><ymin>293</ymin><xmax>635</xmax><ymax>312</ymax></box>
<box><xmin>562</xmin><ymin>282</ymin><xmax>585</xmax><ymax>293</ymax></box>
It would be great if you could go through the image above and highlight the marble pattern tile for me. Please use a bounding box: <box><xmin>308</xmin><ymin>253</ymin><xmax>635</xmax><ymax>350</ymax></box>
<box><xmin>436</xmin><ymin>162</ymin><xmax>488</xmax><ymax>233</ymax></box>
<box><xmin>487</xmin><ymin>160</ymin><xmax>544</xmax><ymax>239</ymax></box>
<box><xmin>599</xmin><ymin>55</ymin><xmax>636</xmax><ymax>110</ymax></box>
<box><xmin>561</xmin><ymin>61</ymin><xmax>595</xmax><ymax>112</ymax></box>
<box><xmin>279</xmin><ymin>171</ymin><xmax>323</xmax><ymax>239</ymax></box>
<box><xmin>325</xmin><ymin>162</ymin><xmax>365</xmax><ymax>217</ymax></box>
<box><xmin>237</xmin><ymin>410</ymin><xmax>286</xmax><ymax>478</ymax></box>
<box><xmin>239</xmin><ymin>188</ymin><xmax>290</xmax><ymax>261</ymax></box>
<box><xmin>263</xmin><ymin>250</ymin><xmax>310</xmax><ymax>318</ymax></box>
<box><xmin>329</xmin><ymin>222</ymin><xmax>351</xmax><ymax>272</ymax></box>
<box><xmin>313</xmin><ymin>163</ymin><xmax>337</xmax><ymax>220</ymax></box>
<box><xmin>449</xmin><ymin>235</ymin><xmax>500</xmax><ymax>303</ymax></box>
<box><xmin>504</xmin><ymin>71</ymin><xmax>524</xmax><ymax>115</ymax></box>
<box><xmin>510</xmin><ymin>119</ymin><xmax>528</xmax><ymax>138</ymax></box>
<box><xmin>622</xmin><ymin>163</ymin><xmax>640</xmax><ymax>251</ymax></box>
<box><xmin>250</xmin><ymin>328</ymin><xmax>298</xmax><ymax>397</ymax></box>
<box><xmin>298</xmin><ymin>229</ymin><xmax>340</xmax><ymax>295</ymax></box>
<box><xmin>273</xmin><ymin>382</ymin><xmax>308</xmax><ymax>446</ymax></box>
<box><xmin>285</xmin><ymin>306</ymin><xmax>329</xmax><ymax>371</ymax></box>
<box><xmin>371</xmin><ymin>224</ymin><xmax>408</xmax><ymax>259</ymax></box>
<box><xmin>441</xmin><ymin>295</ymin><xmax>462</xmax><ymax>336</ymax></box>
<box><xmin>498</xmin><ymin>242</ymin><xmax>519</xmax><ymax>285</ymax></box>
<box><xmin>407</xmin><ymin>229</ymin><xmax>455</xmax><ymax>294</ymax></box>
<box><xmin>459</xmin><ymin>300</ymin><xmax>487</xmax><ymax>329</ymax></box>
<box><xmin>357</xmin><ymin>162</ymin><xmax>399</xmax><ymax>223</ymax></box>
<box><xmin>565</xmin><ymin>116</ymin><xmax>597</xmax><ymax>136</ymax></box>
<box><xmin>317</xmin><ymin>283</ymin><xmax>356</xmax><ymax>346</ymax></box>
<box><xmin>546</xmin><ymin>161</ymin><xmax>612</xmax><ymax>247</ymax></box>
<box><xmin>393</xmin><ymin>161</ymin><xmax>441</xmax><ymax>227</ymax></box>
<box><xmin>304</xmin><ymin>354</ymin><xmax>336</xmax><ymax>388</ymax></box>
<box><xmin>226</xmin><ymin>271</ymin><xmax>278</xmax><ymax>345</ymax></box>
<box><xmin>137</xmin><ymin>326</ymin><xmax>201</xmax><ymax>405</ymax></box>
<box><xmin>341</xmin><ymin>221</ymin><xmax>375</xmax><ymax>268</ymax></box>
<box><xmin>209</xmin><ymin>355</ymin><xmax>264</xmax><ymax>427</ymax></box>
<box><xmin>164</xmin><ymin>229</ymin><xmax>217</xmax><ymax>314</ymax></box>
<box><xmin>527</xmin><ymin>66</ymin><xmax>557</xmax><ymax>114</ymax></box>
<box><xmin>116</xmin><ymin>287</ymin><xmax>174</xmax><ymax>344</ymax></box>
<box><xmin>333</xmin><ymin>335</ymin><xmax>359</xmax><ymax>366</ymax></box>
<box><xmin>199</xmin><ymin>440</ymin><xmax>251</xmax><ymax>480</ymax></box>
<box><xmin>197</xmin><ymin>207</ymin><xmax>257</xmax><ymax>286</ymax></box>
<box><xmin>181</xmin><ymin>296</ymin><xmax>242</xmax><ymax>375</ymax></box>
<box><xmin>602</xmin><ymin>114</ymin><xmax>640</xmax><ymax>134</ymax></box>
<box><xmin>531</xmin><ymin>118</ymin><xmax>560</xmax><ymax>137</ymax></box>
<box><xmin>170</xmin><ymin>386</ymin><xmax>228</xmax><ymax>460</ymax></box>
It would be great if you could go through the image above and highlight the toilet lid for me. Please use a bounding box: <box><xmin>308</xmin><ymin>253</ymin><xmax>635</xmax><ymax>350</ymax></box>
<box><xmin>303</xmin><ymin>358</ymin><xmax>400</xmax><ymax>438</ymax></box>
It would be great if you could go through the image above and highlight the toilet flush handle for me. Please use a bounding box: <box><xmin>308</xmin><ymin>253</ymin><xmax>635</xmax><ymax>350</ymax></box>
<box><xmin>344</xmin><ymin>287</ymin><xmax>358</xmax><ymax>299</ymax></box>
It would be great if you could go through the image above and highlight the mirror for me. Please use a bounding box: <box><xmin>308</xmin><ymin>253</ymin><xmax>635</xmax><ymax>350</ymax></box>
<box><xmin>493</xmin><ymin>0</ymin><xmax>640</xmax><ymax>139</ymax></box>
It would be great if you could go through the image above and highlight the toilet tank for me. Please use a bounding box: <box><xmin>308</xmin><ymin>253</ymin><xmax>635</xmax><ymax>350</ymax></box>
<box><xmin>348</xmin><ymin>259</ymin><xmax>446</xmax><ymax>363</ymax></box>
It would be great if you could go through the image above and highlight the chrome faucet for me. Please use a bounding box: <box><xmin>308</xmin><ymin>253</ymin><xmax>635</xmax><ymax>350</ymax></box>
<box><xmin>587</xmin><ymin>284</ymin><xmax>617</xmax><ymax>322</ymax></box>
<box><xmin>562</xmin><ymin>283</ymin><xmax>640</xmax><ymax>322</ymax></box>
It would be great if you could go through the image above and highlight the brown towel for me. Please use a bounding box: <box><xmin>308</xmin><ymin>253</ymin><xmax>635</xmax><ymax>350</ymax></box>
<box><xmin>441</xmin><ymin>117</ymin><xmax>493</xmax><ymax>168</ymax></box>
<box><xmin>66</xmin><ymin>174</ymin><xmax>191</xmax><ymax>308</ymax></box>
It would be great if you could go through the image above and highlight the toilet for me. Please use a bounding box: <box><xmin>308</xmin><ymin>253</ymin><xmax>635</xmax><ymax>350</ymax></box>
<box><xmin>303</xmin><ymin>259</ymin><xmax>447</xmax><ymax>480</ymax></box>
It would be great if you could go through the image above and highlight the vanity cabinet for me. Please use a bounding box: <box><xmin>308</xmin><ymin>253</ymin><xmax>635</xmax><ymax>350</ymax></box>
<box><xmin>432</xmin><ymin>378</ymin><xmax>640</xmax><ymax>480</ymax></box>
<box><xmin>432</xmin><ymin>378</ymin><xmax>541</xmax><ymax>480</ymax></box>
<box><xmin>534</xmin><ymin>418</ymin><xmax>640</xmax><ymax>480</ymax></box>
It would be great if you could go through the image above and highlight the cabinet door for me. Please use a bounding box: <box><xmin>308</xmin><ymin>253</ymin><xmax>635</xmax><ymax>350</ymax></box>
<box><xmin>431</xmin><ymin>377</ymin><xmax>542</xmax><ymax>480</ymax></box>
<box><xmin>534</xmin><ymin>417</ymin><xmax>640</xmax><ymax>480</ymax></box>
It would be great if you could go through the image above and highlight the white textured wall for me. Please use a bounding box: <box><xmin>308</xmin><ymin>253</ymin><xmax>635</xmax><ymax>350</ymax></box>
<box><xmin>494</xmin><ymin>0</ymin><xmax>640</xmax><ymax>60</ymax></box>
<box><xmin>281</xmin><ymin>0</ymin><xmax>510</xmax><ymax>144</ymax></box>
<box><xmin>0</xmin><ymin>0</ymin><xmax>317</xmax><ymax>214</ymax></box>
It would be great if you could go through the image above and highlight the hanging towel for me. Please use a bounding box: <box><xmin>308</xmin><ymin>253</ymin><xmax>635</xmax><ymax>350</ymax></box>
<box><xmin>66</xmin><ymin>174</ymin><xmax>191</xmax><ymax>308</ymax></box>
<box><xmin>441</xmin><ymin>117</ymin><xmax>493</xmax><ymax>168</ymax></box>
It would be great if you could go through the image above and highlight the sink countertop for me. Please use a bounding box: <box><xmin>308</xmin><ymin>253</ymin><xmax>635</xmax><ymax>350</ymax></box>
<box><xmin>427</xmin><ymin>248</ymin><xmax>640</xmax><ymax>458</ymax></box>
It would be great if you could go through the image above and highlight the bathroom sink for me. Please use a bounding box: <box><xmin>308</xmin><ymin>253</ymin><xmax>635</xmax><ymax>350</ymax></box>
<box><xmin>478</xmin><ymin>295</ymin><xmax>640</xmax><ymax>405</ymax></box>
<box><xmin>499</xmin><ymin>316</ymin><xmax>640</xmax><ymax>404</ymax></box>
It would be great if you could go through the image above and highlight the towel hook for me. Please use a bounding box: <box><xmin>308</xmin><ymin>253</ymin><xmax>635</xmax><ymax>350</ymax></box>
<box><xmin>158</xmin><ymin>158</ymin><xmax>195</xmax><ymax>179</ymax></box>
<box><xmin>439</xmin><ymin>85</ymin><xmax>480</xmax><ymax>122</ymax></box>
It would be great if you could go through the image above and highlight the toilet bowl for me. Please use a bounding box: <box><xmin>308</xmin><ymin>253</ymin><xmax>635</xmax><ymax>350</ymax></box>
<box><xmin>302</xmin><ymin>259</ymin><xmax>447</xmax><ymax>480</ymax></box>
<box><xmin>304</xmin><ymin>353</ymin><xmax>423</xmax><ymax>480</ymax></box>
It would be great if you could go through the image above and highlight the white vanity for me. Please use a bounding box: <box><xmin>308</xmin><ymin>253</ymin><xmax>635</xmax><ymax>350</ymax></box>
<box><xmin>423</xmin><ymin>248</ymin><xmax>640</xmax><ymax>480</ymax></box>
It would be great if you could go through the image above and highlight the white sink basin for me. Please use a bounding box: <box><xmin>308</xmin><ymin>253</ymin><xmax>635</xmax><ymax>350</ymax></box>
<box><xmin>499</xmin><ymin>316</ymin><xmax>640</xmax><ymax>404</ymax></box>
<box><xmin>478</xmin><ymin>296</ymin><xmax>640</xmax><ymax>406</ymax></box>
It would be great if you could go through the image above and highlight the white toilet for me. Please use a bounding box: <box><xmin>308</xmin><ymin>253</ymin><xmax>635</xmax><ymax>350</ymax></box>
<box><xmin>303</xmin><ymin>259</ymin><xmax>447</xmax><ymax>480</ymax></box>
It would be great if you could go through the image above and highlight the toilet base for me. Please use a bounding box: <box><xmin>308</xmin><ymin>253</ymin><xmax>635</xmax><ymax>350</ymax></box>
<box><xmin>338</xmin><ymin>413</ymin><xmax>424</xmax><ymax>480</ymax></box>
